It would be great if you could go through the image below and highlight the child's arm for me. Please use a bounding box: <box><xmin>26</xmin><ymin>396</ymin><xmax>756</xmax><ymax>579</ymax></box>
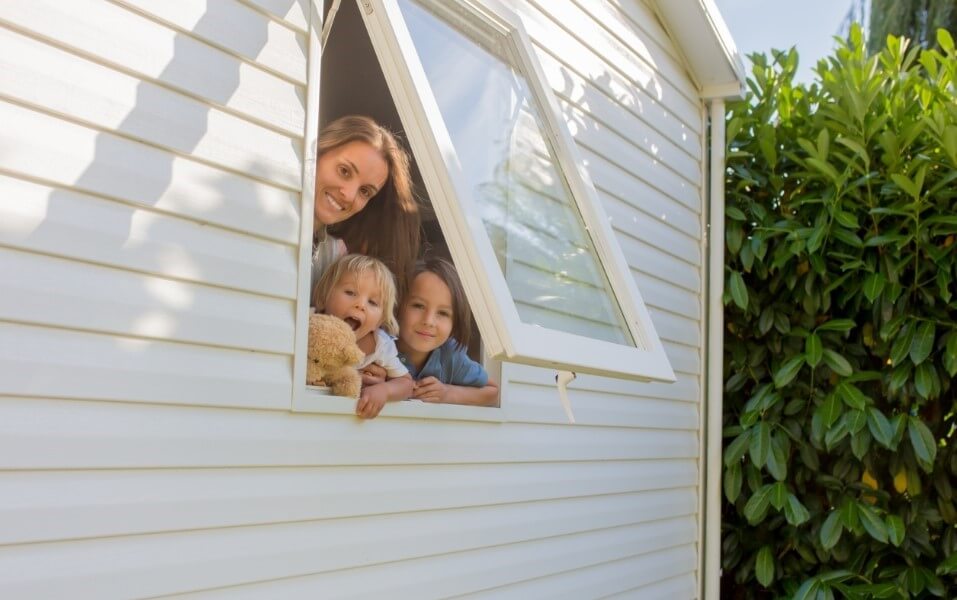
<box><xmin>356</xmin><ymin>374</ymin><xmax>413</xmax><ymax>419</ymax></box>
<box><xmin>413</xmin><ymin>376</ymin><xmax>499</xmax><ymax>407</ymax></box>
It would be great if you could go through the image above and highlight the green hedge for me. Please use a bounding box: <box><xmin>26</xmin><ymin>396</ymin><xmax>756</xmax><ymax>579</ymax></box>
<box><xmin>721</xmin><ymin>26</ymin><xmax>957</xmax><ymax>599</ymax></box>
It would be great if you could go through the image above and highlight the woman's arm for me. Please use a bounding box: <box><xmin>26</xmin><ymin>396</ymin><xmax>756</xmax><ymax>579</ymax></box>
<box><xmin>413</xmin><ymin>377</ymin><xmax>499</xmax><ymax>407</ymax></box>
<box><xmin>356</xmin><ymin>374</ymin><xmax>413</xmax><ymax>419</ymax></box>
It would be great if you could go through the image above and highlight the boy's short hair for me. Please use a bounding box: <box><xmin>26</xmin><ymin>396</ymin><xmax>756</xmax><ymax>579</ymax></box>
<box><xmin>312</xmin><ymin>254</ymin><xmax>399</xmax><ymax>335</ymax></box>
<box><xmin>407</xmin><ymin>256</ymin><xmax>473</xmax><ymax>350</ymax></box>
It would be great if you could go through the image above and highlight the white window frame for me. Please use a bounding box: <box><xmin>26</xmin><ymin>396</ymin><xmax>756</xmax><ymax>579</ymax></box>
<box><xmin>360</xmin><ymin>0</ymin><xmax>675</xmax><ymax>382</ymax></box>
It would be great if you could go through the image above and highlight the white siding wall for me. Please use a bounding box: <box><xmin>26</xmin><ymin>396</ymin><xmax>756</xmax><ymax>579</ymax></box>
<box><xmin>0</xmin><ymin>0</ymin><xmax>704</xmax><ymax>598</ymax></box>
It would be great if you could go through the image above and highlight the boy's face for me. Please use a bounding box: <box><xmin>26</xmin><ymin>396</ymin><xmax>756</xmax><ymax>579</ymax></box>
<box><xmin>398</xmin><ymin>272</ymin><xmax>454</xmax><ymax>356</ymax></box>
<box><xmin>324</xmin><ymin>270</ymin><xmax>384</xmax><ymax>342</ymax></box>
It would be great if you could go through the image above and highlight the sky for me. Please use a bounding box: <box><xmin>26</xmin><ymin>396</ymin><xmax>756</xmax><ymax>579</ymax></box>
<box><xmin>712</xmin><ymin>0</ymin><xmax>856</xmax><ymax>83</ymax></box>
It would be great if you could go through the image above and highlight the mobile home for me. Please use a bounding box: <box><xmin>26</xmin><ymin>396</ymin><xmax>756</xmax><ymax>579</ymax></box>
<box><xmin>0</xmin><ymin>0</ymin><xmax>743</xmax><ymax>597</ymax></box>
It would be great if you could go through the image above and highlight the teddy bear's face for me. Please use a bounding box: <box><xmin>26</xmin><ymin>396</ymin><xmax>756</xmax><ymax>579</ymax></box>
<box><xmin>309</xmin><ymin>313</ymin><xmax>364</xmax><ymax>368</ymax></box>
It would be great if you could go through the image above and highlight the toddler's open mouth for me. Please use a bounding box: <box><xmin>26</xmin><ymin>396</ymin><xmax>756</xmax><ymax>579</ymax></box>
<box><xmin>343</xmin><ymin>317</ymin><xmax>361</xmax><ymax>331</ymax></box>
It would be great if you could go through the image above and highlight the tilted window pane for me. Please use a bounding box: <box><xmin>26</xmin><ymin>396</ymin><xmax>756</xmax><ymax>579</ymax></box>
<box><xmin>398</xmin><ymin>0</ymin><xmax>634</xmax><ymax>346</ymax></box>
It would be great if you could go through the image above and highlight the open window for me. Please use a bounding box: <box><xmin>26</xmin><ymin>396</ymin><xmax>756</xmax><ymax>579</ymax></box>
<box><xmin>360</xmin><ymin>0</ymin><xmax>674</xmax><ymax>382</ymax></box>
<box><xmin>294</xmin><ymin>0</ymin><xmax>673</xmax><ymax>413</ymax></box>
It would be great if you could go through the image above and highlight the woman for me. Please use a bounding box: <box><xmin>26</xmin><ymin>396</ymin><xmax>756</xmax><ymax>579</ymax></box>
<box><xmin>311</xmin><ymin>115</ymin><xmax>420</xmax><ymax>296</ymax></box>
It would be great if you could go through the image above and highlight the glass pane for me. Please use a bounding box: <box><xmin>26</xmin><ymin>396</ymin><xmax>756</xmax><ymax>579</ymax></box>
<box><xmin>398</xmin><ymin>0</ymin><xmax>634</xmax><ymax>346</ymax></box>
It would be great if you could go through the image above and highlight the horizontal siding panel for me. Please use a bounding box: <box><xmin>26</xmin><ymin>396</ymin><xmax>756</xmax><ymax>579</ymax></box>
<box><xmin>618</xmin><ymin>234</ymin><xmax>700</xmax><ymax>294</ymax></box>
<box><xmin>537</xmin><ymin>46</ymin><xmax>700</xmax><ymax>163</ymax></box>
<box><xmin>519</xmin><ymin>0</ymin><xmax>700</xmax><ymax>131</ymax></box>
<box><xmin>553</xmin><ymin>82</ymin><xmax>700</xmax><ymax>190</ymax></box>
<box><xmin>661</xmin><ymin>341</ymin><xmax>700</xmax><ymax>376</ymax></box>
<box><xmin>0</xmin><ymin>248</ymin><xmax>295</xmax><ymax>353</ymax></box>
<box><xmin>569</xmin><ymin>112</ymin><xmax>699</xmax><ymax>209</ymax></box>
<box><xmin>584</xmin><ymin>146</ymin><xmax>701</xmax><ymax>230</ymax></box>
<box><xmin>0</xmin><ymin>466</ymin><xmax>696</xmax><ymax>544</ymax></box>
<box><xmin>0</xmin><ymin>504</ymin><xmax>694</xmax><ymax>599</ymax></box>
<box><xmin>168</xmin><ymin>524</ymin><xmax>695</xmax><ymax>599</ymax></box>
<box><xmin>658</xmin><ymin>342</ymin><xmax>699</xmax><ymax>375</ymax></box>
<box><xmin>558</xmin><ymin>0</ymin><xmax>695</xmax><ymax>101</ymax></box>
<box><xmin>505</xmin><ymin>363</ymin><xmax>699</xmax><ymax>404</ymax></box>
<box><xmin>0</xmin><ymin>27</ymin><xmax>301</xmax><ymax>186</ymax></box>
<box><xmin>609</xmin><ymin>0</ymin><xmax>681</xmax><ymax>65</ymax></box>
<box><xmin>646</xmin><ymin>307</ymin><xmax>699</xmax><ymax>349</ymax></box>
<box><xmin>505</xmin><ymin>381</ymin><xmax>697</xmax><ymax>429</ymax></box>
<box><xmin>0</xmin><ymin>175</ymin><xmax>298</xmax><ymax>298</ymax></box>
<box><xmin>0</xmin><ymin>0</ymin><xmax>304</xmax><ymax>134</ymax></box>
<box><xmin>0</xmin><ymin>101</ymin><xmax>300</xmax><ymax>243</ymax></box>
<box><xmin>113</xmin><ymin>0</ymin><xmax>307</xmax><ymax>83</ymax></box>
<box><xmin>604</xmin><ymin>572</ymin><xmax>698</xmax><ymax>599</ymax></box>
<box><xmin>459</xmin><ymin>544</ymin><xmax>697</xmax><ymax>599</ymax></box>
<box><xmin>0</xmin><ymin>325</ymin><xmax>290</xmax><ymax>409</ymax></box>
<box><xmin>629</xmin><ymin>268</ymin><xmax>699</xmax><ymax>320</ymax></box>
<box><xmin>605</xmin><ymin>195</ymin><xmax>699</xmax><ymax>266</ymax></box>
<box><xmin>242</xmin><ymin>0</ymin><xmax>309</xmax><ymax>33</ymax></box>
<box><xmin>0</xmin><ymin>397</ymin><xmax>699</xmax><ymax>469</ymax></box>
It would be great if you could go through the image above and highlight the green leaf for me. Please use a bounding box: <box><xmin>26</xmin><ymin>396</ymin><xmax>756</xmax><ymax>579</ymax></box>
<box><xmin>858</xmin><ymin>503</ymin><xmax>888</xmax><ymax>543</ymax></box>
<box><xmin>820</xmin><ymin>394</ymin><xmax>843</xmax><ymax>429</ymax></box>
<box><xmin>817</xmin><ymin>319</ymin><xmax>856</xmax><ymax>332</ymax></box>
<box><xmin>824</xmin><ymin>416</ymin><xmax>849</xmax><ymax>450</ymax></box>
<box><xmin>792</xmin><ymin>578</ymin><xmax>819</xmax><ymax>600</ymax></box>
<box><xmin>755</xmin><ymin>545</ymin><xmax>775</xmax><ymax>587</ymax></box>
<box><xmin>914</xmin><ymin>362</ymin><xmax>937</xmax><ymax>400</ymax></box>
<box><xmin>840</xmin><ymin>498</ymin><xmax>859</xmax><ymax>529</ymax></box>
<box><xmin>908</xmin><ymin>416</ymin><xmax>937</xmax><ymax>470</ymax></box>
<box><xmin>820</xmin><ymin>510</ymin><xmax>843</xmax><ymax>549</ymax></box>
<box><xmin>729</xmin><ymin>270</ymin><xmax>748</xmax><ymax>310</ymax></box>
<box><xmin>940</xmin><ymin>28</ymin><xmax>955</xmax><ymax>52</ymax></box>
<box><xmin>867</xmin><ymin>408</ymin><xmax>894</xmax><ymax>448</ymax></box>
<box><xmin>749</xmin><ymin>421</ymin><xmax>772</xmax><ymax>468</ymax></box>
<box><xmin>845</xmin><ymin>408</ymin><xmax>867</xmax><ymax>433</ymax></box>
<box><xmin>886</xmin><ymin>514</ymin><xmax>905</xmax><ymax>547</ymax></box>
<box><xmin>726</xmin><ymin>206</ymin><xmax>747</xmax><ymax>221</ymax></box>
<box><xmin>837</xmin><ymin>382</ymin><xmax>867</xmax><ymax>410</ymax></box>
<box><xmin>822</xmin><ymin>349</ymin><xmax>853</xmax><ymax>377</ymax></box>
<box><xmin>744</xmin><ymin>485</ymin><xmax>773</xmax><ymax>525</ymax></box>
<box><xmin>805</xmin><ymin>333</ymin><xmax>823</xmax><ymax>367</ymax></box>
<box><xmin>770</xmin><ymin>481</ymin><xmax>788</xmax><ymax>510</ymax></box>
<box><xmin>847</xmin><ymin>582</ymin><xmax>899</xmax><ymax>598</ymax></box>
<box><xmin>767</xmin><ymin>434</ymin><xmax>788</xmax><ymax>481</ymax></box>
<box><xmin>909</xmin><ymin>321</ymin><xmax>936</xmax><ymax>365</ymax></box>
<box><xmin>785</xmin><ymin>493</ymin><xmax>810</xmax><ymax>525</ymax></box>
<box><xmin>851</xmin><ymin>429</ymin><xmax>871</xmax><ymax>459</ymax></box>
<box><xmin>937</xmin><ymin>552</ymin><xmax>957</xmax><ymax>575</ymax></box>
<box><xmin>891</xmin><ymin>173</ymin><xmax>919</xmax><ymax>199</ymax></box>
<box><xmin>773</xmin><ymin>355</ymin><xmax>805</xmax><ymax>388</ymax></box>
<box><xmin>890</xmin><ymin>322</ymin><xmax>914</xmax><ymax>366</ymax></box>
<box><xmin>724</xmin><ymin>462</ymin><xmax>742</xmax><ymax>502</ymax></box>
<box><xmin>862</xmin><ymin>272</ymin><xmax>886</xmax><ymax>303</ymax></box>
<box><xmin>724</xmin><ymin>430</ymin><xmax>751</xmax><ymax>466</ymax></box>
<box><xmin>945</xmin><ymin>334</ymin><xmax>957</xmax><ymax>377</ymax></box>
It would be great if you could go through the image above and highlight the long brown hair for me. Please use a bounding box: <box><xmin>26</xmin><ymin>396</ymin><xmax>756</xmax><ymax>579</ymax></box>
<box><xmin>318</xmin><ymin>115</ymin><xmax>421</xmax><ymax>294</ymax></box>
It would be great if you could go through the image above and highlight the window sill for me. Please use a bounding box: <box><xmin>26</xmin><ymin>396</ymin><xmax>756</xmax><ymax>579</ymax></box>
<box><xmin>293</xmin><ymin>386</ymin><xmax>506</xmax><ymax>423</ymax></box>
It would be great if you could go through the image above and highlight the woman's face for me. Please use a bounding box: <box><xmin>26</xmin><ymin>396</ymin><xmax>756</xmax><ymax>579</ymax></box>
<box><xmin>314</xmin><ymin>140</ymin><xmax>389</xmax><ymax>227</ymax></box>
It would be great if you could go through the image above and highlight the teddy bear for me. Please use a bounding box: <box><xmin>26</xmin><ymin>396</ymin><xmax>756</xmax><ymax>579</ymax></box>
<box><xmin>307</xmin><ymin>312</ymin><xmax>364</xmax><ymax>399</ymax></box>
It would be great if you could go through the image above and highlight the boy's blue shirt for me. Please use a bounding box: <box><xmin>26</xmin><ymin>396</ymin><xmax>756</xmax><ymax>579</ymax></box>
<box><xmin>397</xmin><ymin>338</ymin><xmax>488</xmax><ymax>387</ymax></box>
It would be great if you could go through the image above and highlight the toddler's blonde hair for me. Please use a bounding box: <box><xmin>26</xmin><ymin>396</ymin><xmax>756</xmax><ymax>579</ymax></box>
<box><xmin>312</xmin><ymin>254</ymin><xmax>399</xmax><ymax>335</ymax></box>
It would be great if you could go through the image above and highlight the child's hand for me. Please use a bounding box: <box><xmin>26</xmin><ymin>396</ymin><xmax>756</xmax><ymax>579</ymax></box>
<box><xmin>413</xmin><ymin>376</ymin><xmax>448</xmax><ymax>403</ymax></box>
<box><xmin>356</xmin><ymin>383</ymin><xmax>388</xmax><ymax>419</ymax></box>
<box><xmin>360</xmin><ymin>363</ymin><xmax>387</xmax><ymax>387</ymax></box>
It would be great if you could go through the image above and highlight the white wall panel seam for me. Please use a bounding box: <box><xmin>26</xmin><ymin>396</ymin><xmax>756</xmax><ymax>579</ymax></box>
<box><xmin>0</xmin><ymin>19</ymin><xmax>304</xmax><ymax>137</ymax></box>
<box><xmin>106</xmin><ymin>0</ymin><xmax>307</xmax><ymax>85</ymax></box>
<box><xmin>0</xmin><ymin>94</ymin><xmax>301</xmax><ymax>193</ymax></box>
